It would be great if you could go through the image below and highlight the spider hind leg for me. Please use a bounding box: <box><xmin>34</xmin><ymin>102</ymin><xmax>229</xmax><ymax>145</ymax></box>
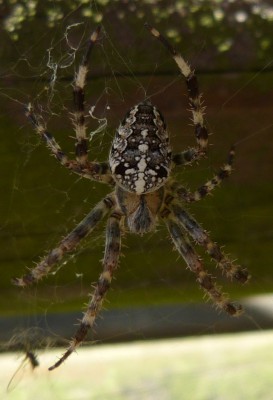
<box><xmin>49</xmin><ymin>210</ymin><xmax>122</xmax><ymax>370</ymax></box>
<box><xmin>12</xmin><ymin>196</ymin><xmax>114</xmax><ymax>287</ymax></box>
<box><xmin>169</xmin><ymin>202</ymin><xmax>250</xmax><ymax>283</ymax></box>
<box><xmin>164</xmin><ymin>216</ymin><xmax>243</xmax><ymax>316</ymax></box>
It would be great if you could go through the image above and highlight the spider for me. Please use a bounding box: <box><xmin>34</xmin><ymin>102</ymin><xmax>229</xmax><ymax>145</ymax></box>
<box><xmin>13</xmin><ymin>24</ymin><xmax>250</xmax><ymax>370</ymax></box>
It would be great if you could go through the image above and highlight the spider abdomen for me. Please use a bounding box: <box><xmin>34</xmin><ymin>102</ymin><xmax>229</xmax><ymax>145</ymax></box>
<box><xmin>109</xmin><ymin>101</ymin><xmax>172</xmax><ymax>195</ymax></box>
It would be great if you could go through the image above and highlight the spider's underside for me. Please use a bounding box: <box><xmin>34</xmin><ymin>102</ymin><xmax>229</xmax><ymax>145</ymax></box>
<box><xmin>14</xmin><ymin>24</ymin><xmax>250</xmax><ymax>370</ymax></box>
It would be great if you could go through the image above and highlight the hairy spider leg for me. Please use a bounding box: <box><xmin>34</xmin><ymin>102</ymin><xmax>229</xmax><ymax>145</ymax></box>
<box><xmin>145</xmin><ymin>23</ymin><xmax>209</xmax><ymax>165</ymax></box>
<box><xmin>49</xmin><ymin>211</ymin><xmax>122</xmax><ymax>370</ymax></box>
<box><xmin>25</xmin><ymin>104</ymin><xmax>113</xmax><ymax>183</ymax></box>
<box><xmin>164</xmin><ymin>216</ymin><xmax>242</xmax><ymax>316</ymax></box>
<box><xmin>170</xmin><ymin>146</ymin><xmax>235</xmax><ymax>202</ymax></box>
<box><xmin>12</xmin><ymin>196</ymin><xmax>115</xmax><ymax>287</ymax></box>
<box><xmin>72</xmin><ymin>26</ymin><xmax>101</xmax><ymax>165</ymax></box>
<box><xmin>172</xmin><ymin>147</ymin><xmax>204</xmax><ymax>167</ymax></box>
<box><xmin>169</xmin><ymin>202</ymin><xmax>249</xmax><ymax>283</ymax></box>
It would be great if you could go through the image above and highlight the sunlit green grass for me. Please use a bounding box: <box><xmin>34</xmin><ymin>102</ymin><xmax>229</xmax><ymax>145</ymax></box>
<box><xmin>1</xmin><ymin>330</ymin><xmax>272</xmax><ymax>400</ymax></box>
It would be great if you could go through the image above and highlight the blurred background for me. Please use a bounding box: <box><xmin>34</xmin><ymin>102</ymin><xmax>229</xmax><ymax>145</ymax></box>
<box><xmin>0</xmin><ymin>1</ymin><xmax>273</xmax><ymax>398</ymax></box>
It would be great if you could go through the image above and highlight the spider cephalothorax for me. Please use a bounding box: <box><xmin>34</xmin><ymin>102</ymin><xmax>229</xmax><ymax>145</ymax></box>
<box><xmin>14</xmin><ymin>24</ymin><xmax>250</xmax><ymax>370</ymax></box>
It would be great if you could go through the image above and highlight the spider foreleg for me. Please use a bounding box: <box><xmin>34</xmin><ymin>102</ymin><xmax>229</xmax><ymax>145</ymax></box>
<box><xmin>48</xmin><ymin>210</ymin><xmax>122</xmax><ymax>370</ymax></box>
<box><xmin>169</xmin><ymin>202</ymin><xmax>250</xmax><ymax>283</ymax></box>
<box><xmin>164</xmin><ymin>215</ymin><xmax>243</xmax><ymax>316</ymax></box>
<box><xmin>12</xmin><ymin>196</ymin><xmax>115</xmax><ymax>287</ymax></box>
<box><xmin>171</xmin><ymin>146</ymin><xmax>235</xmax><ymax>202</ymax></box>
<box><xmin>145</xmin><ymin>23</ymin><xmax>208</xmax><ymax>154</ymax></box>
<box><xmin>72</xmin><ymin>26</ymin><xmax>101</xmax><ymax>165</ymax></box>
<box><xmin>25</xmin><ymin>104</ymin><xmax>113</xmax><ymax>184</ymax></box>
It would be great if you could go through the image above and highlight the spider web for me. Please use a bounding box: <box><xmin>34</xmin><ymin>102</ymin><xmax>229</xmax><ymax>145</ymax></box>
<box><xmin>2</xmin><ymin>20</ymin><xmax>184</xmax><ymax>343</ymax></box>
<box><xmin>1</xmin><ymin>9</ymin><xmax>273</xmax><ymax>390</ymax></box>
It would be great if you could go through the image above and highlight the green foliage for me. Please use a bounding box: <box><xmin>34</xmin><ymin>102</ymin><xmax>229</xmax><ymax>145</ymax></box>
<box><xmin>2</xmin><ymin>0</ymin><xmax>273</xmax><ymax>70</ymax></box>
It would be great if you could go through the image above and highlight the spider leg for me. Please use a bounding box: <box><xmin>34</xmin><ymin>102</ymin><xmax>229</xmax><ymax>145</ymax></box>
<box><xmin>171</xmin><ymin>146</ymin><xmax>235</xmax><ymax>202</ymax></box>
<box><xmin>172</xmin><ymin>147</ymin><xmax>203</xmax><ymax>167</ymax></box>
<box><xmin>164</xmin><ymin>215</ymin><xmax>242</xmax><ymax>316</ymax></box>
<box><xmin>48</xmin><ymin>210</ymin><xmax>122</xmax><ymax>370</ymax></box>
<box><xmin>25</xmin><ymin>104</ymin><xmax>113</xmax><ymax>184</ymax></box>
<box><xmin>12</xmin><ymin>196</ymin><xmax>115</xmax><ymax>287</ymax></box>
<box><xmin>145</xmin><ymin>23</ymin><xmax>208</xmax><ymax>155</ymax></box>
<box><xmin>72</xmin><ymin>26</ymin><xmax>100</xmax><ymax>165</ymax></box>
<box><xmin>169</xmin><ymin>201</ymin><xmax>249</xmax><ymax>283</ymax></box>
